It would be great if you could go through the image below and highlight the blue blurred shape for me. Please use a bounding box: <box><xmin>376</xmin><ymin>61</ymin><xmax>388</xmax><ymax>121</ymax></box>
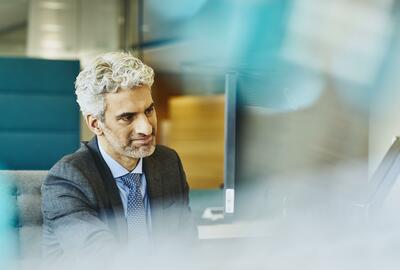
<box><xmin>0</xmin><ymin>57</ymin><xmax>80</xmax><ymax>170</ymax></box>
<box><xmin>148</xmin><ymin>0</ymin><xmax>208</xmax><ymax>20</ymax></box>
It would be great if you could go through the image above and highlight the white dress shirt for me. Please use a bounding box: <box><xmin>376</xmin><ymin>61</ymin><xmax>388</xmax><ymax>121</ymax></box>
<box><xmin>98</xmin><ymin>141</ymin><xmax>152</xmax><ymax>230</ymax></box>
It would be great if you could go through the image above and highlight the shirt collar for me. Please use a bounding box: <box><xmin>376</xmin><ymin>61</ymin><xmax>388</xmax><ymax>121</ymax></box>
<box><xmin>97</xmin><ymin>140</ymin><xmax>143</xmax><ymax>178</ymax></box>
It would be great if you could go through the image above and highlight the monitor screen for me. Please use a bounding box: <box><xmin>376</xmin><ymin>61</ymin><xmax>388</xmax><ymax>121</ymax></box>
<box><xmin>366</xmin><ymin>137</ymin><xmax>400</xmax><ymax>218</ymax></box>
<box><xmin>223</xmin><ymin>62</ymin><xmax>371</xmax><ymax>222</ymax></box>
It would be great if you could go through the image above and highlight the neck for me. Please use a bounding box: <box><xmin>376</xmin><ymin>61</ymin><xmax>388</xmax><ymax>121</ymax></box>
<box><xmin>97</xmin><ymin>136</ymin><xmax>138</xmax><ymax>171</ymax></box>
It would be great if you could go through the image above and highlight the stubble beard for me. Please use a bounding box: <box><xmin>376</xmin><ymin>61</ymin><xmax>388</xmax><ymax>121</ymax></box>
<box><xmin>121</xmin><ymin>139</ymin><xmax>156</xmax><ymax>158</ymax></box>
<box><xmin>102</xmin><ymin>126</ymin><xmax>156</xmax><ymax>159</ymax></box>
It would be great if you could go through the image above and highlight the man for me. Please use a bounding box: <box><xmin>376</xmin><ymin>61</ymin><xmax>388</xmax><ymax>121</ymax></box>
<box><xmin>41</xmin><ymin>52</ymin><xmax>194</xmax><ymax>259</ymax></box>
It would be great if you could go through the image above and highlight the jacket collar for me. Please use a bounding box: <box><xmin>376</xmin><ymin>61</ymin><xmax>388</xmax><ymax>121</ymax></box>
<box><xmin>86</xmin><ymin>136</ymin><xmax>166</xmax><ymax>233</ymax></box>
<box><xmin>86</xmin><ymin>137</ymin><xmax>125</xmax><ymax>207</ymax></box>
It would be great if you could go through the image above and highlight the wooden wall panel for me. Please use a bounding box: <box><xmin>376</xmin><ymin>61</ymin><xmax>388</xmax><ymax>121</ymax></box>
<box><xmin>166</xmin><ymin>95</ymin><xmax>225</xmax><ymax>189</ymax></box>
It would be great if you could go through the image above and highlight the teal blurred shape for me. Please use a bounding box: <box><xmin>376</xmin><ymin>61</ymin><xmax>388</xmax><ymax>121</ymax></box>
<box><xmin>177</xmin><ymin>0</ymin><xmax>319</xmax><ymax>111</ymax></box>
<box><xmin>181</xmin><ymin>0</ymin><xmax>292</xmax><ymax>65</ymax></box>
<box><xmin>237</xmin><ymin>59</ymin><xmax>324</xmax><ymax>112</ymax></box>
<box><xmin>148</xmin><ymin>0</ymin><xmax>208</xmax><ymax>20</ymax></box>
<box><xmin>231</xmin><ymin>0</ymin><xmax>292</xmax><ymax>64</ymax></box>
<box><xmin>0</xmin><ymin>171</ymin><xmax>18</xmax><ymax>269</ymax></box>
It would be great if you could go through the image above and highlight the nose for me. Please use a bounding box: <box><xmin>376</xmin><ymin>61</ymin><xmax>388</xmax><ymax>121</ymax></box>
<box><xmin>134</xmin><ymin>114</ymin><xmax>152</xmax><ymax>136</ymax></box>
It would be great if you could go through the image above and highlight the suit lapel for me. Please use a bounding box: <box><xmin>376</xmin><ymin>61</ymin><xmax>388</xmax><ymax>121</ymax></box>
<box><xmin>85</xmin><ymin>137</ymin><xmax>128</xmax><ymax>240</ymax></box>
<box><xmin>85</xmin><ymin>140</ymin><xmax>171</xmax><ymax>237</ymax></box>
<box><xmin>144</xmin><ymin>146</ymin><xmax>178</xmax><ymax>235</ymax></box>
<box><xmin>143</xmin><ymin>153</ymin><xmax>162</xmax><ymax>206</ymax></box>
<box><xmin>143</xmin><ymin>151</ymin><xmax>166</xmax><ymax>233</ymax></box>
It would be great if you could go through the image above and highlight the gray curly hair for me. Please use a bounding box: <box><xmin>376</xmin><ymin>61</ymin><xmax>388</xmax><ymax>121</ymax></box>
<box><xmin>75</xmin><ymin>52</ymin><xmax>154</xmax><ymax>121</ymax></box>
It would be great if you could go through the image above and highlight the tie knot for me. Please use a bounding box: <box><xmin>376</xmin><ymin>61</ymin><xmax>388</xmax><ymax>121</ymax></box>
<box><xmin>121</xmin><ymin>173</ymin><xmax>141</xmax><ymax>190</ymax></box>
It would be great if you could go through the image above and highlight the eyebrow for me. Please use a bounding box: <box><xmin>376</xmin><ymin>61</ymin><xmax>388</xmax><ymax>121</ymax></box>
<box><xmin>115</xmin><ymin>103</ymin><xmax>154</xmax><ymax>119</ymax></box>
<box><xmin>116</xmin><ymin>112</ymin><xmax>136</xmax><ymax>119</ymax></box>
<box><xmin>145</xmin><ymin>103</ymin><xmax>155</xmax><ymax>111</ymax></box>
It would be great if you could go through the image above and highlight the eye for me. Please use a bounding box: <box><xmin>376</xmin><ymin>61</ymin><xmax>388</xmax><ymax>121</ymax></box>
<box><xmin>145</xmin><ymin>106</ymin><xmax>155</xmax><ymax>117</ymax></box>
<box><xmin>121</xmin><ymin>116</ymin><xmax>130</xmax><ymax>122</ymax></box>
<box><xmin>119</xmin><ymin>114</ymin><xmax>134</xmax><ymax>122</ymax></box>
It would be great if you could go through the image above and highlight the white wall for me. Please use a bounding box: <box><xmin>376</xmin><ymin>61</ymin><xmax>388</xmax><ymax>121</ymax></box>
<box><xmin>27</xmin><ymin>0</ymin><xmax>120</xmax><ymax>62</ymax></box>
<box><xmin>27</xmin><ymin>0</ymin><xmax>121</xmax><ymax>141</ymax></box>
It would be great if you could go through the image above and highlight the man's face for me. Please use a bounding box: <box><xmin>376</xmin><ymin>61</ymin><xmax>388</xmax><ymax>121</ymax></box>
<box><xmin>100</xmin><ymin>86</ymin><xmax>157</xmax><ymax>159</ymax></box>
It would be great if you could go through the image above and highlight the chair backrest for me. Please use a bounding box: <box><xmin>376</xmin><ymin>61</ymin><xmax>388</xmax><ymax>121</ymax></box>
<box><xmin>0</xmin><ymin>57</ymin><xmax>80</xmax><ymax>170</ymax></box>
<box><xmin>0</xmin><ymin>170</ymin><xmax>47</xmax><ymax>261</ymax></box>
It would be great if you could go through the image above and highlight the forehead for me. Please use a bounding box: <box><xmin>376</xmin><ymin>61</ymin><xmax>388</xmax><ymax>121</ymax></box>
<box><xmin>104</xmin><ymin>86</ymin><xmax>153</xmax><ymax>114</ymax></box>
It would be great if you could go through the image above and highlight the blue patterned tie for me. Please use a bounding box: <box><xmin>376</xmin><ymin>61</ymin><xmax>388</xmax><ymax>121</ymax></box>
<box><xmin>120</xmin><ymin>173</ymin><xmax>147</xmax><ymax>240</ymax></box>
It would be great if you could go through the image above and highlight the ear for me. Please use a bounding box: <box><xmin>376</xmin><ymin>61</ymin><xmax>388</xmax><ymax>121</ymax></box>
<box><xmin>85</xmin><ymin>114</ymin><xmax>104</xmax><ymax>136</ymax></box>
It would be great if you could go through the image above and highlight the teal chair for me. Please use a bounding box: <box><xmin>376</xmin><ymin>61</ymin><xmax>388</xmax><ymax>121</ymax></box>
<box><xmin>0</xmin><ymin>57</ymin><xmax>80</xmax><ymax>170</ymax></box>
<box><xmin>0</xmin><ymin>170</ymin><xmax>222</xmax><ymax>266</ymax></box>
<box><xmin>0</xmin><ymin>170</ymin><xmax>45</xmax><ymax>268</ymax></box>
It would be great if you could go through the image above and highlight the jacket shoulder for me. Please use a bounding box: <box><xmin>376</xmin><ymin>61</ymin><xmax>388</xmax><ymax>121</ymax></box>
<box><xmin>152</xmin><ymin>144</ymin><xmax>181</xmax><ymax>162</ymax></box>
<box><xmin>154</xmin><ymin>144</ymin><xmax>177</xmax><ymax>155</ymax></box>
<box><xmin>46</xmin><ymin>143</ymin><xmax>96</xmax><ymax>181</ymax></box>
<box><xmin>42</xmin><ymin>143</ymin><xmax>100</xmax><ymax>213</ymax></box>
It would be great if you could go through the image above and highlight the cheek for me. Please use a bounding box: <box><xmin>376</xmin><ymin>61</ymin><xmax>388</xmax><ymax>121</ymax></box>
<box><xmin>117</xmin><ymin>128</ymin><xmax>133</xmax><ymax>142</ymax></box>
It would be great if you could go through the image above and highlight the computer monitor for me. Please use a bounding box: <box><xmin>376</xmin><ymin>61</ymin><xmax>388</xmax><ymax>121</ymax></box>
<box><xmin>223</xmin><ymin>73</ymin><xmax>237</xmax><ymax>215</ymax></box>
<box><xmin>223</xmin><ymin>67</ymin><xmax>297</xmax><ymax>218</ymax></box>
<box><xmin>365</xmin><ymin>137</ymin><xmax>400</xmax><ymax>218</ymax></box>
<box><xmin>222</xmin><ymin>62</ymin><xmax>400</xmax><ymax>222</ymax></box>
<box><xmin>222</xmin><ymin>63</ymin><xmax>313</xmax><ymax>217</ymax></box>
<box><xmin>223</xmin><ymin>66</ymin><xmax>400</xmax><ymax>221</ymax></box>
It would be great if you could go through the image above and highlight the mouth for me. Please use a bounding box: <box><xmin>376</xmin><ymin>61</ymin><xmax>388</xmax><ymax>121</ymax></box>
<box><xmin>131</xmin><ymin>135</ymin><xmax>153</xmax><ymax>146</ymax></box>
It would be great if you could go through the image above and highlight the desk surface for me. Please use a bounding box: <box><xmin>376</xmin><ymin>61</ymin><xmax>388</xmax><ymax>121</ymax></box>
<box><xmin>197</xmin><ymin>218</ymin><xmax>284</xmax><ymax>240</ymax></box>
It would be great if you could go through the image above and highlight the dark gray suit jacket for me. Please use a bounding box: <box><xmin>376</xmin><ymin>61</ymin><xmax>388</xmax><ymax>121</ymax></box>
<box><xmin>41</xmin><ymin>137</ymin><xmax>194</xmax><ymax>259</ymax></box>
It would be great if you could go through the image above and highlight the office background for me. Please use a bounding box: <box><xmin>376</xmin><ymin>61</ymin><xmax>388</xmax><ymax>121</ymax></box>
<box><xmin>1</xmin><ymin>0</ymin><xmax>400</xmax><ymax>187</ymax></box>
<box><xmin>1</xmin><ymin>0</ymin><xmax>400</xmax><ymax>269</ymax></box>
